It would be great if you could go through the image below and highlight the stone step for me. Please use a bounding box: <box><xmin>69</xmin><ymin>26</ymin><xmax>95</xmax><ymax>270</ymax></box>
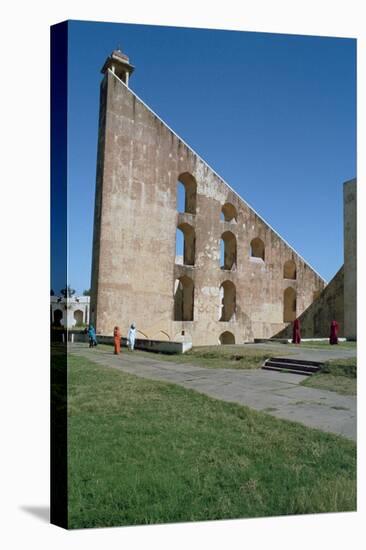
<box><xmin>262</xmin><ymin>365</ymin><xmax>314</xmax><ymax>376</ymax></box>
<box><xmin>264</xmin><ymin>361</ymin><xmax>319</xmax><ymax>373</ymax></box>
<box><xmin>267</xmin><ymin>357</ymin><xmax>323</xmax><ymax>368</ymax></box>
<box><xmin>262</xmin><ymin>357</ymin><xmax>323</xmax><ymax>376</ymax></box>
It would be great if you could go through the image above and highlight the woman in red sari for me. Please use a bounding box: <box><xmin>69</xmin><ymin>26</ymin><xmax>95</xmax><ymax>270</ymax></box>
<box><xmin>113</xmin><ymin>326</ymin><xmax>121</xmax><ymax>354</ymax></box>
<box><xmin>292</xmin><ymin>318</ymin><xmax>301</xmax><ymax>344</ymax></box>
<box><xmin>329</xmin><ymin>320</ymin><xmax>339</xmax><ymax>345</ymax></box>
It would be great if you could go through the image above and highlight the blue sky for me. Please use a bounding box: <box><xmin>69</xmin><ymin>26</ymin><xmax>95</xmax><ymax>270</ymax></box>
<box><xmin>65</xmin><ymin>20</ymin><xmax>356</xmax><ymax>295</ymax></box>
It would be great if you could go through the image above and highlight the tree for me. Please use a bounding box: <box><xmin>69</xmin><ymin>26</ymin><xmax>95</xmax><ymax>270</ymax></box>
<box><xmin>50</xmin><ymin>289</ymin><xmax>55</xmax><ymax>296</ymax></box>
<box><xmin>60</xmin><ymin>285</ymin><xmax>76</xmax><ymax>298</ymax></box>
<box><xmin>83</xmin><ymin>288</ymin><xmax>91</xmax><ymax>296</ymax></box>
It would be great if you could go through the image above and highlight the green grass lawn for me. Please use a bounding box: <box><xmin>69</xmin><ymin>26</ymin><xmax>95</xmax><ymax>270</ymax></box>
<box><xmin>298</xmin><ymin>341</ymin><xmax>356</xmax><ymax>350</ymax></box>
<box><xmin>67</xmin><ymin>355</ymin><xmax>356</xmax><ymax>529</ymax></box>
<box><xmin>301</xmin><ymin>357</ymin><xmax>357</xmax><ymax>395</ymax></box>
<box><xmin>97</xmin><ymin>343</ymin><xmax>292</xmax><ymax>370</ymax></box>
<box><xmin>97</xmin><ymin>341</ymin><xmax>356</xmax><ymax>371</ymax></box>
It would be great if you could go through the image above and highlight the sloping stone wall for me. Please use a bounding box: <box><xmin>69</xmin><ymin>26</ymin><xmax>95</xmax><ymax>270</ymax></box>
<box><xmin>274</xmin><ymin>267</ymin><xmax>344</xmax><ymax>339</ymax></box>
<box><xmin>91</xmin><ymin>68</ymin><xmax>325</xmax><ymax>345</ymax></box>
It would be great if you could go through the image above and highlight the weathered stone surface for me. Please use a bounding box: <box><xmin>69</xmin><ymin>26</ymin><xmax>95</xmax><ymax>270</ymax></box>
<box><xmin>90</xmin><ymin>65</ymin><xmax>325</xmax><ymax>344</ymax></box>
<box><xmin>344</xmin><ymin>179</ymin><xmax>357</xmax><ymax>339</ymax></box>
<box><xmin>275</xmin><ymin>266</ymin><xmax>344</xmax><ymax>338</ymax></box>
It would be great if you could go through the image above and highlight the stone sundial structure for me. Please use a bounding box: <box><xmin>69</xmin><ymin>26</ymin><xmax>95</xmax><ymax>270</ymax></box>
<box><xmin>90</xmin><ymin>48</ymin><xmax>329</xmax><ymax>345</ymax></box>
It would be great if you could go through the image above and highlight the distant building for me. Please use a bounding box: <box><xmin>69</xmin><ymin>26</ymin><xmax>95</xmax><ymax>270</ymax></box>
<box><xmin>51</xmin><ymin>295</ymin><xmax>90</xmax><ymax>328</ymax></box>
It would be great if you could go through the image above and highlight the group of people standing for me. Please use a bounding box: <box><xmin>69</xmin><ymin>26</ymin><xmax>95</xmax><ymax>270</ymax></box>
<box><xmin>292</xmin><ymin>318</ymin><xmax>340</xmax><ymax>345</ymax></box>
<box><xmin>113</xmin><ymin>323</ymin><xmax>137</xmax><ymax>355</ymax></box>
<box><xmin>86</xmin><ymin>323</ymin><xmax>137</xmax><ymax>354</ymax></box>
<box><xmin>89</xmin><ymin>318</ymin><xmax>340</xmax><ymax>350</ymax></box>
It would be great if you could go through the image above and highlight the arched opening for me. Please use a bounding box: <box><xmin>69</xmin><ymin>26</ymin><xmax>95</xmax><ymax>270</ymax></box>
<box><xmin>176</xmin><ymin>223</ymin><xmax>195</xmax><ymax>265</ymax></box>
<box><xmin>177</xmin><ymin>172</ymin><xmax>197</xmax><ymax>214</ymax></box>
<box><xmin>219</xmin><ymin>331</ymin><xmax>235</xmax><ymax>345</ymax></box>
<box><xmin>284</xmin><ymin>287</ymin><xmax>297</xmax><ymax>323</ymax></box>
<box><xmin>175</xmin><ymin>228</ymin><xmax>184</xmax><ymax>265</ymax></box>
<box><xmin>284</xmin><ymin>260</ymin><xmax>296</xmax><ymax>279</ymax></box>
<box><xmin>220</xmin><ymin>231</ymin><xmax>237</xmax><ymax>270</ymax></box>
<box><xmin>53</xmin><ymin>309</ymin><xmax>63</xmax><ymax>327</ymax></box>
<box><xmin>174</xmin><ymin>276</ymin><xmax>194</xmax><ymax>321</ymax></box>
<box><xmin>74</xmin><ymin>309</ymin><xmax>84</xmax><ymax>326</ymax></box>
<box><xmin>221</xmin><ymin>203</ymin><xmax>238</xmax><ymax>223</ymax></box>
<box><xmin>176</xmin><ymin>181</ymin><xmax>185</xmax><ymax>213</ymax></box>
<box><xmin>250</xmin><ymin>238</ymin><xmax>265</xmax><ymax>260</ymax></box>
<box><xmin>219</xmin><ymin>281</ymin><xmax>236</xmax><ymax>321</ymax></box>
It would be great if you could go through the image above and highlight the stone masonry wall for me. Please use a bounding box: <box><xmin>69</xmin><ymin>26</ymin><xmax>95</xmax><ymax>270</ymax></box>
<box><xmin>275</xmin><ymin>266</ymin><xmax>344</xmax><ymax>339</ymax></box>
<box><xmin>343</xmin><ymin>179</ymin><xmax>357</xmax><ymax>339</ymax></box>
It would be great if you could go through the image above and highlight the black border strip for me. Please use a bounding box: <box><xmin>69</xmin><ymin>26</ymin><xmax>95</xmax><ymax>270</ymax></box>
<box><xmin>50</xmin><ymin>20</ymin><xmax>68</xmax><ymax>529</ymax></box>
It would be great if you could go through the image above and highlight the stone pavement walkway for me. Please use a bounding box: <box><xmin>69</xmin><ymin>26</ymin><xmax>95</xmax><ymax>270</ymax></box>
<box><xmin>240</xmin><ymin>342</ymin><xmax>356</xmax><ymax>362</ymax></box>
<box><xmin>69</xmin><ymin>344</ymin><xmax>357</xmax><ymax>441</ymax></box>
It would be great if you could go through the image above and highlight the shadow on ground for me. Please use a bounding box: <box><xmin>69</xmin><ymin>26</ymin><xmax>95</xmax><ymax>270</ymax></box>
<box><xmin>20</xmin><ymin>506</ymin><xmax>49</xmax><ymax>523</ymax></box>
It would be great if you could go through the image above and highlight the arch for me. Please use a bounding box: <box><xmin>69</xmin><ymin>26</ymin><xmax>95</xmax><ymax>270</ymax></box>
<box><xmin>53</xmin><ymin>309</ymin><xmax>63</xmax><ymax>327</ymax></box>
<box><xmin>175</xmin><ymin>228</ymin><xmax>184</xmax><ymax>265</ymax></box>
<box><xmin>284</xmin><ymin>287</ymin><xmax>297</xmax><ymax>323</ymax></box>
<box><xmin>220</xmin><ymin>231</ymin><xmax>237</xmax><ymax>270</ymax></box>
<box><xmin>177</xmin><ymin>172</ymin><xmax>197</xmax><ymax>214</ymax></box>
<box><xmin>219</xmin><ymin>331</ymin><xmax>235</xmax><ymax>345</ymax></box>
<box><xmin>174</xmin><ymin>275</ymin><xmax>194</xmax><ymax>321</ymax></box>
<box><xmin>176</xmin><ymin>181</ymin><xmax>185</xmax><ymax>213</ymax></box>
<box><xmin>283</xmin><ymin>260</ymin><xmax>296</xmax><ymax>280</ymax></box>
<box><xmin>176</xmin><ymin>223</ymin><xmax>195</xmax><ymax>266</ymax></box>
<box><xmin>73</xmin><ymin>309</ymin><xmax>84</xmax><ymax>326</ymax></box>
<box><xmin>250</xmin><ymin>238</ymin><xmax>265</xmax><ymax>260</ymax></box>
<box><xmin>152</xmin><ymin>330</ymin><xmax>171</xmax><ymax>341</ymax></box>
<box><xmin>137</xmin><ymin>330</ymin><xmax>148</xmax><ymax>339</ymax></box>
<box><xmin>219</xmin><ymin>281</ymin><xmax>236</xmax><ymax>322</ymax></box>
<box><xmin>221</xmin><ymin>203</ymin><xmax>238</xmax><ymax>223</ymax></box>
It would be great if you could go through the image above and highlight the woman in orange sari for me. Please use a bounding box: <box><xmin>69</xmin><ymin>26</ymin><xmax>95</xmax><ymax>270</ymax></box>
<box><xmin>113</xmin><ymin>326</ymin><xmax>121</xmax><ymax>354</ymax></box>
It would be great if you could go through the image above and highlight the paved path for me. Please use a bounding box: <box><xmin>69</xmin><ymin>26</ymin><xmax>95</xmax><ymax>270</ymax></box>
<box><xmin>235</xmin><ymin>342</ymin><xmax>357</xmax><ymax>362</ymax></box>
<box><xmin>69</xmin><ymin>344</ymin><xmax>357</xmax><ymax>441</ymax></box>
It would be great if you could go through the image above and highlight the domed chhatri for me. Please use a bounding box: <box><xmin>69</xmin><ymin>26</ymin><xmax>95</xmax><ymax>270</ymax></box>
<box><xmin>101</xmin><ymin>48</ymin><xmax>135</xmax><ymax>85</ymax></box>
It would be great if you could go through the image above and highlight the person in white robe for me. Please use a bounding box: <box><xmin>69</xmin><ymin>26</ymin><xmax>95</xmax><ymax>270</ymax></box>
<box><xmin>128</xmin><ymin>323</ymin><xmax>137</xmax><ymax>351</ymax></box>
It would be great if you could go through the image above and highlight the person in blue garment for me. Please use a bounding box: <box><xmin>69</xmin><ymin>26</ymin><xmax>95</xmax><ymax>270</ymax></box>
<box><xmin>88</xmin><ymin>324</ymin><xmax>97</xmax><ymax>348</ymax></box>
